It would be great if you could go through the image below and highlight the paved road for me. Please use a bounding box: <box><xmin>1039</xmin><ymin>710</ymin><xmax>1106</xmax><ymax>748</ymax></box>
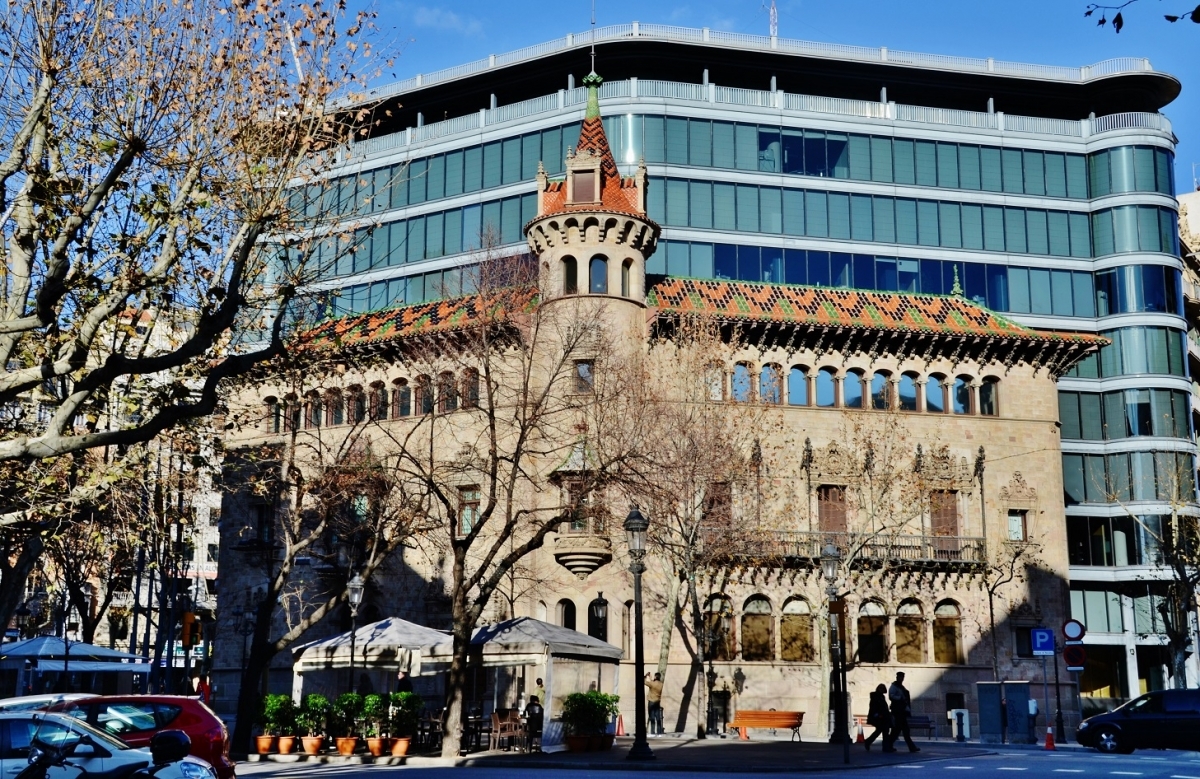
<box><xmin>237</xmin><ymin>747</ymin><xmax>1200</xmax><ymax>778</ymax></box>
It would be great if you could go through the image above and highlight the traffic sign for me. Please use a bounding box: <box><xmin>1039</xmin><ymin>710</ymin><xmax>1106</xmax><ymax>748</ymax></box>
<box><xmin>1063</xmin><ymin>619</ymin><xmax>1086</xmax><ymax>641</ymax></box>
<box><xmin>1031</xmin><ymin>628</ymin><xmax>1056</xmax><ymax>657</ymax></box>
<box><xmin>1063</xmin><ymin>643</ymin><xmax>1087</xmax><ymax>671</ymax></box>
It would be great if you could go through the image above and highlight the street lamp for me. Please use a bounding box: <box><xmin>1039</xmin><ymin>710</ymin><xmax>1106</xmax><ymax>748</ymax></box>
<box><xmin>347</xmin><ymin>573</ymin><xmax>365</xmax><ymax>694</ymax></box>
<box><xmin>623</xmin><ymin>505</ymin><xmax>654</xmax><ymax>761</ymax></box>
<box><xmin>820</xmin><ymin>542</ymin><xmax>850</xmax><ymax>764</ymax></box>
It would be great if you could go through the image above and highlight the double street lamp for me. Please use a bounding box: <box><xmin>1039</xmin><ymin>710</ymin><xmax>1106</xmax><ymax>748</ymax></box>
<box><xmin>623</xmin><ymin>506</ymin><xmax>654</xmax><ymax>761</ymax></box>
<box><xmin>820</xmin><ymin>542</ymin><xmax>850</xmax><ymax>765</ymax></box>
<box><xmin>347</xmin><ymin>573</ymin><xmax>365</xmax><ymax>694</ymax></box>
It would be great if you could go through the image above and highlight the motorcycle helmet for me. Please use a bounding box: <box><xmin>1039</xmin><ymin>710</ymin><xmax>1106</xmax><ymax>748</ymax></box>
<box><xmin>149</xmin><ymin>731</ymin><xmax>191</xmax><ymax>764</ymax></box>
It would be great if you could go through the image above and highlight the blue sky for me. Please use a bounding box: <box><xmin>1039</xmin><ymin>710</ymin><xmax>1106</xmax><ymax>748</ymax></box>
<box><xmin>363</xmin><ymin>0</ymin><xmax>1199</xmax><ymax>193</ymax></box>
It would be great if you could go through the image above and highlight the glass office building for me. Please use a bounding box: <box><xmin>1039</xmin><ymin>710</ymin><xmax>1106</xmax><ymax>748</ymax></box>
<box><xmin>306</xmin><ymin>25</ymin><xmax>1194</xmax><ymax>697</ymax></box>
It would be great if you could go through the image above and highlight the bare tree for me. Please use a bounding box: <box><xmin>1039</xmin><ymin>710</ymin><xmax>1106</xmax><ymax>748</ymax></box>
<box><xmin>0</xmin><ymin>0</ymin><xmax>387</xmax><ymax>477</ymax></box>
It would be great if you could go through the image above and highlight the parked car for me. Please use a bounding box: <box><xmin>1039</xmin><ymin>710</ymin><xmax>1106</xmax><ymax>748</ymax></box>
<box><xmin>0</xmin><ymin>711</ymin><xmax>152</xmax><ymax>779</ymax></box>
<box><xmin>50</xmin><ymin>696</ymin><xmax>233</xmax><ymax>779</ymax></box>
<box><xmin>1076</xmin><ymin>689</ymin><xmax>1200</xmax><ymax>753</ymax></box>
<box><xmin>0</xmin><ymin>695</ymin><xmax>96</xmax><ymax>713</ymax></box>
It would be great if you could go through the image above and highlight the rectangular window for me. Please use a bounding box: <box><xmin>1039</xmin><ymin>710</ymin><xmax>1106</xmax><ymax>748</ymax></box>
<box><xmin>689</xmin><ymin>119</ymin><xmax>712</xmax><ymax>167</ymax></box>
<box><xmin>893</xmin><ymin>139</ymin><xmax>915</xmax><ymax>184</ymax></box>
<box><xmin>458</xmin><ymin>486</ymin><xmax>481</xmax><ymax>537</ymax></box>
<box><xmin>1067</xmin><ymin>154</ymin><xmax>1089</xmax><ymax>198</ymax></box>
<box><xmin>573</xmin><ymin>360</ymin><xmax>594</xmax><ymax>393</ymax></box>
<box><xmin>1069</xmin><ymin>212</ymin><xmax>1091</xmax><ymax>258</ymax></box>
<box><xmin>1004</xmin><ymin>207</ymin><xmax>1027</xmax><ymax>253</ymax></box>
<box><xmin>665</xmin><ymin>179</ymin><xmax>689</xmax><ymax>226</ymax></box>
<box><xmin>915</xmin><ymin>140</ymin><xmax>937</xmax><ymax>186</ymax></box>
<box><xmin>872</xmin><ymin>196</ymin><xmax>895</xmax><ymax>243</ymax></box>
<box><xmin>806</xmin><ymin>191</ymin><xmax>828</xmax><ymax>237</ymax></box>
<box><xmin>961</xmin><ymin>204</ymin><xmax>983</xmax><ymax>250</ymax></box>
<box><xmin>870</xmin><ymin>137</ymin><xmax>893</xmax><ymax>182</ymax></box>
<box><xmin>735</xmin><ymin>124</ymin><xmax>759</xmax><ymax>171</ymax></box>
<box><xmin>1047</xmin><ymin>211</ymin><xmax>1070</xmax><ymax>256</ymax></box>
<box><xmin>1023</xmin><ymin>150</ymin><xmax>1045</xmax><ymax>196</ymax></box>
<box><xmin>818</xmin><ymin>485</ymin><xmax>847</xmax><ymax>534</ymax></box>
<box><xmin>959</xmin><ymin>145</ymin><xmax>981</xmax><ymax>190</ymax></box>
<box><xmin>736</xmin><ymin>184</ymin><xmax>760</xmax><ymax>232</ymax></box>
<box><xmin>938</xmin><ymin>202</ymin><xmax>961</xmax><ymax>248</ymax></box>
<box><xmin>980</xmin><ymin>147</ymin><xmax>1002</xmax><ymax>192</ymax></box>
<box><xmin>937</xmin><ymin>142</ymin><xmax>959</xmax><ymax>188</ymax></box>
<box><xmin>1059</xmin><ymin>392</ymin><xmax>1081</xmax><ymax>439</ymax></box>
<box><xmin>930</xmin><ymin>490</ymin><xmax>959</xmax><ymax>536</ymax></box>
<box><xmin>894</xmin><ymin>199</ymin><xmax>917</xmax><ymax>245</ymax></box>
<box><xmin>713</xmin><ymin>183</ymin><xmax>736</xmax><ymax>231</ymax></box>
<box><xmin>849</xmin><ymin>194</ymin><xmax>872</xmax><ymax>241</ymax></box>
<box><xmin>1026</xmin><ymin>210</ymin><xmax>1049</xmax><ymax>256</ymax></box>
<box><xmin>1007</xmin><ymin>510</ymin><xmax>1028</xmax><ymax>541</ymax></box>
<box><xmin>1080</xmin><ymin>393</ymin><xmax>1103</xmax><ymax>440</ymax></box>
<box><xmin>983</xmin><ymin>206</ymin><xmax>1005</xmax><ymax>251</ymax></box>
<box><xmin>848</xmin><ymin>134</ymin><xmax>871</xmax><ymax>180</ymax></box>
<box><xmin>711</xmin><ymin>122</ymin><xmax>735</xmax><ymax>169</ymax></box>
<box><xmin>1044</xmin><ymin>152</ymin><xmax>1067</xmax><ymax>197</ymax></box>
<box><xmin>665</xmin><ymin>117</ymin><xmax>688</xmax><ymax>165</ymax></box>
<box><xmin>828</xmin><ymin>193</ymin><xmax>851</xmax><ymax>239</ymax></box>
<box><xmin>1001</xmin><ymin>149</ymin><xmax>1024</xmax><ymax>193</ymax></box>
<box><xmin>783</xmin><ymin>189</ymin><xmax>805</xmax><ymax>235</ymax></box>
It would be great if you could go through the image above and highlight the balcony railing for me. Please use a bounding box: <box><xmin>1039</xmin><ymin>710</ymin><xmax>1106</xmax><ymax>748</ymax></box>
<box><xmin>346</xmin><ymin>75</ymin><xmax>1171</xmax><ymax>161</ymax></box>
<box><xmin>705</xmin><ymin>529</ymin><xmax>986</xmax><ymax>566</ymax></box>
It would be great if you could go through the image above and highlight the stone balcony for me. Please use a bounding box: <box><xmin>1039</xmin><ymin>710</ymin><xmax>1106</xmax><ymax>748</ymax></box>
<box><xmin>704</xmin><ymin>529</ymin><xmax>986</xmax><ymax>570</ymax></box>
<box><xmin>553</xmin><ymin>518</ymin><xmax>613</xmax><ymax>579</ymax></box>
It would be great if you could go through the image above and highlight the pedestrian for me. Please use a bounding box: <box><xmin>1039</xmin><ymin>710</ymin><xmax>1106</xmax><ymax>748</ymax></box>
<box><xmin>863</xmin><ymin>683</ymin><xmax>890</xmax><ymax>751</ymax></box>
<box><xmin>195</xmin><ymin>673</ymin><xmax>212</xmax><ymax>704</ymax></box>
<box><xmin>644</xmin><ymin>672</ymin><xmax>664</xmax><ymax>736</ymax></box>
<box><xmin>395</xmin><ymin>670</ymin><xmax>414</xmax><ymax>693</ymax></box>
<box><xmin>525</xmin><ymin>696</ymin><xmax>545</xmax><ymax>752</ymax></box>
<box><xmin>534</xmin><ymin>677</ymin><xmax>547</xmax><ymax>704</ymax></box>
<box><xmin>885</xmin><ymin>671</ymin><xmax>919</xmax><ymax>753</ymax></box>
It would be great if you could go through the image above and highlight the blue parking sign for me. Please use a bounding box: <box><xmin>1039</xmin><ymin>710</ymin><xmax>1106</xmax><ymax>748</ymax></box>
<box><xmin>1031</xmin><ymin>627</ymin><xmax>1056</xmax><ymax>656</ymax></box>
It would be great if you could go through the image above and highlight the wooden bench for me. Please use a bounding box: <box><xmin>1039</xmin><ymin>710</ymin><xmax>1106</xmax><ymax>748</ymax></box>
<box><xmin>727</xmin><ymin>710</ymin><xmax>804</xmax><ymax>741</ymax></box>
<box><xmin>907</xmin><ymin>715</ymin><xmax>936</xmax><ymax>739</ymax></box>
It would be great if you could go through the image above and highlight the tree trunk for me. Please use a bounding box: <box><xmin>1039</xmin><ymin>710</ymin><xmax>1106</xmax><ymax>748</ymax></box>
<box><xmin>0</xmin><ymin>534</ymin><xmax>43</xmax><ymax>630</ymax></box>
<box><xmin>440</xmin><ymin>596</ymin><xmax>472</xmax><ymax>757</ymax></box>
<box><xmin>655</xmin><ymin>570</ymin><xmax>680</xmax><ymax>677</ymax></box>
<box><xmin>231</xmin><ymin>637</ymin><xmax>278</xmax><ymax>754</ymax></box>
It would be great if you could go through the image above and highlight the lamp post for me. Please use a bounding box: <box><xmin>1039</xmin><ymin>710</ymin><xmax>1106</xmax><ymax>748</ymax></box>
<box><xmin>623</xmin><ymin>506</ymin><xmax>654</xmax><ymax>761</ymax></box>
<box><xmin>347</xmin><ymin>573</ymin><xmax>365</xmax><ymax>694</ymax></box>
<box><xmin>820</xmin><ymin>542</ymin><xmax>850</xmax><ymax>765</ymax></box>
<box><xmin>14</xmin><ymin>605</ymin><xmax>30</xmax><ymax>640</ymax></box>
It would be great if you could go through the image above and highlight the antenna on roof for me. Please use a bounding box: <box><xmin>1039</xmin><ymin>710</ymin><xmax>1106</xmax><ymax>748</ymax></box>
<box><xmin>590</xmin><ymin>0</ymin><xmax>597</xmax><ymax>73</ymax></box>
<box><xmin>766</xmin><ymin>0</ymin><xmax>778</xmax><ymax>37</ymax></box>
<box><xmin>1193</xmin><ymin>162</ymin><xmax>1198</xmax><ymax>192</ymax></box>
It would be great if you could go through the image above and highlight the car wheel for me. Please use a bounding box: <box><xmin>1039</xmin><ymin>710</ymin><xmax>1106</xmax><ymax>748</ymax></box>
<box><xmin>1095</xmin><ymin>728</ymin><xmax>1130</xmax><ymax>754</ymax></box>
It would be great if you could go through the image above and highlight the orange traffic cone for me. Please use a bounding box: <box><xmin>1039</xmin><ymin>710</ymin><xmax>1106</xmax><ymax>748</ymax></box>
<box><xmin>856</xmin><ymin>722</ymin><xmax>865</xmax><ymax>744</ymax></box>
<box><xmin>615</xmin><ymin>714</ymin><xmax>625</xmax><ymax>736</ymax></box>
<box><xmin>1044</xmin><ymin>726</ymin><xmax>1056</xmax><ymax>750</ymax></box>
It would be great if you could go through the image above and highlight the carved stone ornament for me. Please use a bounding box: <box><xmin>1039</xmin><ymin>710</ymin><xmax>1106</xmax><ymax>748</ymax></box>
<box><xmin>811</xmin><ymin>440</ymin><xmax>860</xmax><ymax>483</ymax></box>
<box><xmin>999</xmin><ymin>472</ymin><xmax>1037</xmax><ymax>508</ymax></box>
<box><xmin>924</xmin><ymin>446</ymin><xmax>974</xmax><ymax>492</ymax></box>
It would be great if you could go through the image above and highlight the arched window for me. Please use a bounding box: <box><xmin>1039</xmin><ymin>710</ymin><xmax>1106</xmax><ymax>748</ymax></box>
<box><xmin>780</xmin><ymin>598</ymin><xmax>814</xmax><ymax>662</ymax></box>
<box><xmin>557</xmin><ymin>599</ymin><xmax>577</xmax><ymax>632</ymax></box>
<box><xmin>895</xmin><ymin>600</ymin><xmax>926</xmax><ymax>664</ymax></box>
<box><xmin>898</xmin><ymin>373</ymin><xmax>919</xmax><ymax>412</ymax></box>
<box><xmin>415</xmin><ymin>375</ymin><xmax>434</xmax><ymax>415</ymax></box>
<box><xmin>563</xmin><ymin>256</ymin><xmax>578</xmax><ymax>295</ymax></box>
<box><xmin>856</xmin><ymin>601</ymin><xmax>888</xmax><ymax>663</ymax></box>
<box><xmin>953</xmin><ymin>376</ymin><xmax>973</xmax><ymax>415</ymax></box>
<box><xmin>741</xmin><ymin>596</ymin><xmax>774</xmax><ymax>661</ymax></box>
<box><xmin>305</xmin><ymin>395</ymin><xmax>322</xmax><ymax>429</ymax></box>
<box><xmin>933</xmin><ymin>601</ymin><xmax>963</xmax><ymax>663</ymax></box>
<box><xmin>350</xmin><ymin>389</ymin><xmax>367</xmax><ymax>423</ymax></box>
<box><xmin>703</xmin><ymin>363</ymin><xmax>725</xmax><ymax>401</ymax></box>
<box><xmin>844</xmin><ymin>370</ymin><xmax>864</xmax><ymax>409</ymax></box>
<box><xmin>589</xmin><ymin>256</ymin><xmax>608</xmax><ymax>294</ymax></box>
<box><xmin>369</xmin><ymin>383</ymin><xmax>388</xmax><ymax>420</ymax></box>
<box><xmin>870</xmin><ymin>372</ymin><xmax>891</xmax><ymax>410</ymax></box>
<box><xmin>705</xmin><ymin>596</ymin><xmax>735</xmax><ymax>661</ymax></box>
<box><xmin>732</xmin><ymin>363</ymin><xmax>753</xmax><ymax>402</ymax></box>
<box><xmin>979</xmin><ymin>377</ymin><xmax>999</xmax><ymax>416</ymax></box>
<box><xmin>462</xmin><ymin>369</ymin><xmax>480</xmax><ymax>409</ymax></box>
<box><xmin>588</xmin><ymin>597</ymin><xmax>608</xmax><ymax>642</ymax></box>
<box><xmin>788</xmin><ymin>366</ymin><xmax>808</xmax><ymax>406</ymax></box>
<box><xmin>621</xmin><ymin>260</ymin><xmax>632</xmax><ymax>298</ymax></box>
<box><xmin>816</xmin><ymin>368</ymin><xmax>837</xmax><ymax>408</ymax></box>
<box><xmin>438</xmin><ymin>372</ymin><xmax>459</xmax><ymax>413</ymax></box>
<box><xmin>926</xmin><ymin>375</ymin><xmax>946</xmax><ymax>413</ymax></box>
<box><xmin>760</xmin><ymin>364</ymin><xmax>782</xmax><ymax>404</ymax></box>
<box><xmin>392</xmin><ymin>380</ymin><xmax>411</xmax><ymax>418</ymax></box>
<box><xmin>326</xmin><ymin>391</ymin><xmax>344</xmax><ymax>426</ymax></box>
<box><xmin>265</xmin><ymin>397</ymin><xmax>281</xmax><ymax>433</ymax></box>
<box><xmin>535</xmin><ymin>600</ymin><xmax>548</xmax><ymax>622</ymax></box>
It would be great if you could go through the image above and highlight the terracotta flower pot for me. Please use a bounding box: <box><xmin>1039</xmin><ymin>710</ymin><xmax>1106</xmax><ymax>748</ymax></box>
<box><xmin>301</xmin><ymin>736</ymin><xmax>325</xmax><ymax>755</ymax></box>
<box><xmin>390</xmin><ymin>737</ymin><xmax>410</xmax><ymax>757</ymax></box>
<box><xmin>335</xmin><ymin>736</ymin><xmax>358</xmax><ymax>756</ymax></box>
<box><xmin>277</xmin><ymin>736</ymin><xmax>297</xmax><ymax>754</ymax></box>
<box><xmin>255</xmin><ymin>736</ymin><xmax>277</xmax><ymax>755</ymax></box>
<box><xmin>564</xmin><ymin>735</ymin><xmax>591</xmax><ymax>753</ymax></box>
<box><xmin>365</xmin><ymin>737</ymin><xmax>387</xmax><ymax>757</ymax></box>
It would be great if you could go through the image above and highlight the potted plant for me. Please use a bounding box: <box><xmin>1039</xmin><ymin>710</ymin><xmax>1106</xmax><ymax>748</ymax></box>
<box><xmin>362</xmin><ymin>694</ymin><xmax>389</xmax><ymax>757</ymax></box>
<box><xmin>388</xmin><ymin>692</ymin><xmax>423</xmax><ymax>756</ymax></box>
<box><xmin>257</xmin><ymin>694</ymin><xmax>296</xmax><ymax>754</ymax></box>
<box><xmin>297</xmin><ymin>694</ymin><xmax>330</xmax><ymax>755</ymax></box>
<box><xmin>331</xmin><ymin>692</ymin><xmax>364</xmax><ymax>755</ymax></box>
<box><xmin>561</xmin><ymin>691</ymin><xmax>620</xmax><ymax>752</ymax></box>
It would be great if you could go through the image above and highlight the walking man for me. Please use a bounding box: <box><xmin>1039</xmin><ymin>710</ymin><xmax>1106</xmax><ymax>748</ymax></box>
<box><xmin>885</xmin><ymin>671</ymin><xmax>919</xmax><ymax>752</ymax></box>
<box><xmin>645</xmin><ymin>673</ymin><xmax>665</xmax><ymax>736</ymax></box>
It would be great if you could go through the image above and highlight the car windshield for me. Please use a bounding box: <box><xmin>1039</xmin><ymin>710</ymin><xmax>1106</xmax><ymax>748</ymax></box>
<box><xmin>30</xmin><ymin>716</ymin><xmax>134</xmax><ymax>751</ymax></box>
<box><xmin>1122</xmin><ymin>694</ymin><xmax>1163</xmax><ymax>715</ymax></box>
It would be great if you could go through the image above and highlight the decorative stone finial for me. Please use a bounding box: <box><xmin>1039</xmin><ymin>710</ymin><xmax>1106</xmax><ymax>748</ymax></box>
<box><xmin>582</xmin><ymin>71</ymin><xmax>604</xmax><ymax>120</ymax></box>
<box><xmin>951</xmin><ymin>265</ymin><xmax>963</xmax><ymax>297</ymax></box>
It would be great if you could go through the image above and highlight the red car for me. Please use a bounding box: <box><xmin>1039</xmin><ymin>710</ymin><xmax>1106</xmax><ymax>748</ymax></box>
<box><xmin>53</xmin><ymin>695</ymin><xmax>234</xmax><ymax>779</ymax></box>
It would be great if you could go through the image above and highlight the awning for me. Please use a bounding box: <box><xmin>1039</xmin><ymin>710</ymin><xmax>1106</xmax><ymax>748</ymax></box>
<box><xmin>35</xmin><ymin>661</ymin><xmax>150</xmax><ymax>674</ymax></box>
<box><xmin>291</xmin><ymin>617</ymin><xmax>450</xmax><ymax>674</ymax></box>
<box><xmin>423</xmin><ymin>616</ymin><xmax>623</xmax><ymax>668</ymax></box>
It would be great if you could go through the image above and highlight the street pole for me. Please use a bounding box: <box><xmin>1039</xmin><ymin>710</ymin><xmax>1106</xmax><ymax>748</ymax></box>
<box><xmin>820</xmin><ymin>542</ymin><xmax>849</xmax><ymax>764</ymax></box>
<box><xmin>346</xmin><ymin>573</ymin><xmax>365</xmax><ymax>695</ymax></box>
<box><xmin>1054</xmin><ymin>640</ymin><xmax>1065</xmax><ymax>742</ymax></box>
<box><xmin>624</xmin><ymin>506</ymin><xmax>654</xmax><ymax>761</ymax></box>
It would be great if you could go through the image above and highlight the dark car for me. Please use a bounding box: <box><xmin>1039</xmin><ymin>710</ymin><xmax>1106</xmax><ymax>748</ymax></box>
<box><xmin>51</xmin><ymin>696</ymin><xmax>234</xmax><ymax>779</ymax></box>
<box><xmin>1076</xmin><ymin>689</ymin><xmax>1200</xmax><ymax>754</ymax></box>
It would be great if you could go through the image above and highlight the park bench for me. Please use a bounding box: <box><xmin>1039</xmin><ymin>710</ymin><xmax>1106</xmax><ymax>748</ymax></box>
<box><xmin>853</xmin><ymin>713</ymin><xmax>937</xmax><ymax>740</ymax></box>
<box><xmin>727</xmin><ymin>709</ymin><xmax>804</xmax><ymax>741</ymax></box>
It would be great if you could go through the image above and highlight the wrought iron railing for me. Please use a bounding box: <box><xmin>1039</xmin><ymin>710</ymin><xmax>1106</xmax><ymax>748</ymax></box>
<box><xmin>704</xmin><ymin>529</ymin><xmax>986</xmax><ymax>565</ymax></box>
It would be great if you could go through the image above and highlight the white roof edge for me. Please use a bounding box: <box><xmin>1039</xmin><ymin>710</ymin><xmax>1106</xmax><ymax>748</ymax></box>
<box><xmin>347</xmin><ymin>22</ymin><xmax>1166</xmax><ymax>108</ymax></box>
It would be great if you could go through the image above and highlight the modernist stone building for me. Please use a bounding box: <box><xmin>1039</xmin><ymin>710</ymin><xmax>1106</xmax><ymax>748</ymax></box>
<box><xmin>214</xmin><ymin>59</ymin><xmax>1130</xmax><ymax>739</ymax></box>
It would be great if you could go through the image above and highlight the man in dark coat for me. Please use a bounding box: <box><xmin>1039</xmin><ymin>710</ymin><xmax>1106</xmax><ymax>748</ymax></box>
<box><xmin>885</xmin><ymin>671</ymin><xmax>919</xmax><ymax>752</ymax></box>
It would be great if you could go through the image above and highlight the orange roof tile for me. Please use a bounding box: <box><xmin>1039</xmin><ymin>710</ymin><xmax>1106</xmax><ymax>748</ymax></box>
<box><xmin>646</xmin><ymin>278</ymin><xmax>1107</xmax><ymax>345</ymax></box>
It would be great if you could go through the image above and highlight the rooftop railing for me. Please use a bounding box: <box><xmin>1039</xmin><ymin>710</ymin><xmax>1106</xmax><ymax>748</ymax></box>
<box><xmin>358</xmin><ymin>22</ymin><xmax>1162</xmax><ymax>105</ymax></box>
<box><xmin>348</xmin><ymin>76</ymin><xmax>1172</xmax><ymax>161</ymax></box>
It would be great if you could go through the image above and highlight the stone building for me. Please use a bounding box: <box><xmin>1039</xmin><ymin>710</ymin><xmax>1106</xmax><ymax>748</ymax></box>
<box><xmin>216</xmin><ymin>75</ymin><xmax>1105</xmax><ymax>739</ymax></box>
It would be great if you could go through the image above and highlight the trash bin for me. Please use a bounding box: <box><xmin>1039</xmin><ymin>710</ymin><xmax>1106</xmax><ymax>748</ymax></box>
<box><xmin>947</xmin><ymin>708</ymin><xmax>970</xmax><ymax>741</ymax></box>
